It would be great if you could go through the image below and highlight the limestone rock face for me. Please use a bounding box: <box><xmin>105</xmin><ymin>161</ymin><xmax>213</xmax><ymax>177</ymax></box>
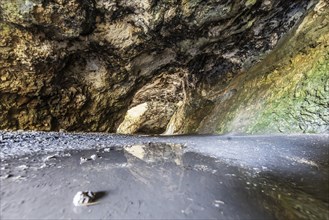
<box><xmin>0</xmin><ymin>0</ymin><xmax>325</xmax><ymax>134</ymax></box>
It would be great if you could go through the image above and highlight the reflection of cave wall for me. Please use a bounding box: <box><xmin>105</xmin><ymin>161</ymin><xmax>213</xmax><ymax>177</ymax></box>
<box><xmin>0</xmin><ymin>0</ymin><xmax>327</xmax><ymax>134</ymax></box>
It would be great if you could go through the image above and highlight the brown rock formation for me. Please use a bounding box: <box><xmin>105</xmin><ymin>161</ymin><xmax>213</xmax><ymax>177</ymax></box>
<box><xmin>1</xmin><ymin>0</ymin><xmax>326</xmax><ymax>134</ymax></box>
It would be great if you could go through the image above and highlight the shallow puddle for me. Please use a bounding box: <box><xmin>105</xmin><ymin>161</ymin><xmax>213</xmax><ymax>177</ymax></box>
<box><xmin>1</xmin><ymin>141</ymin><xmax>328</xmax><ymax>219</ymax></box>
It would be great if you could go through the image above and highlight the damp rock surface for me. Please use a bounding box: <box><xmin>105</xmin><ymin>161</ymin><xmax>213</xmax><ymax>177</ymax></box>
<box><xmin>1</xmin><ymin>0</ymin><xmax>324</xmax><ymax>134</ymax></box>
<box><xmin>198</xmin><ymin>0</ymin><xmax>329</xmax><ymax>134</ymax></box>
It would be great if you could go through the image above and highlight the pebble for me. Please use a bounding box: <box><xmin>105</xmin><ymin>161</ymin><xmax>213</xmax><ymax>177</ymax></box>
<box><xmin>90</xmin><ymin>154</ymin><xmax>97</xmax><ymax>160</ymax></box>
<box><xmin>73</xmin><ymin>191</ymin><xmax>96</xmax><ymax>206</ymax></box>
<box><xmin>1</xmin><ymin>174</ymin><xmax>13</xmax><ymax>179</ymax></box>
<box><xmin>80</xmin><ymin>157</ymin><xmax>90</xmax><ymax>164</ymax></box>
<box><xmin>43</xmin><ymin>155</ymin><xmax>57</xmax><ymax>161</ymax></box>
<box><xmin>17</xmin><ymin>165</ymin><xmax>28</xmax><ymax>170</ymax></box>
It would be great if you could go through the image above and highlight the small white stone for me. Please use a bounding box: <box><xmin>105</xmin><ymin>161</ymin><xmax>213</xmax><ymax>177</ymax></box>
<box><xmin>73</xmin><ymin>191</ymin><xmax>96</xmax><ymax>206</ymax></box>
<box><xmin>17</xmin><ymin>165</ymin><xmax>28</xmax><ymax>170</ymax></box>
<box><xmin>43</xmin><ymin>155</ymin><xmax>57</xmax><ymax>161</ymax></box>
<box><xmin>90</xmin><ymin>154</ymin><xmax>97</xmax><ymax>160</ymax></box>
<box><xmin>80</xmin><ymin>157</ymin><xmax>89</xmax><ymax>164</ymax></box>
<box><xmin>63</xmin><ymin>153</ymin><xmax>71</xmax><ymax>157</ymax></box>
<box><xmin>1</xmin><ymin>174</ymin><xmax>13</xmax><ymax>179</ymax></box>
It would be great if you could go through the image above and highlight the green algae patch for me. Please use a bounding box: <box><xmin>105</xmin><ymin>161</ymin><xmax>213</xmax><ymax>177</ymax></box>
<box><xmin>248</xmin><ymin>44</ymin><xmax>329</xmax><ymax>134</ymax></box>
<box><xmin>204</xmin><ymin>2</ymin><xmax>329</xmax><ymax>134</ymax></box>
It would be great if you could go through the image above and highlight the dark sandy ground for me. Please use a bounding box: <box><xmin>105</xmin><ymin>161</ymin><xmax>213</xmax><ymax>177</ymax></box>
<box><xmin>0</xmin><ymin>132</ymin><xmax>328</xmax><ymax>219</ymax></box>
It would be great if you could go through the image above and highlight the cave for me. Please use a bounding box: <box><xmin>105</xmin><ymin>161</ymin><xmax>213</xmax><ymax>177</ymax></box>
<box><xmin>1</xmin><ymin>0</ymin><xmax>327</xmax><ymax>134</ymax></box>
<box><xmin>0</xmin><ymin>0</ymin><xmax>328</xmax><ymax>219</ymax></box>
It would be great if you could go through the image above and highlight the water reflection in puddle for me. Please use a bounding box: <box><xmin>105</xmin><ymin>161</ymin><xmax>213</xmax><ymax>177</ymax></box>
<box><xmin>1</xmin><ymin>142</ymin><xmax>328</xmax><ymax>219</ymax></box>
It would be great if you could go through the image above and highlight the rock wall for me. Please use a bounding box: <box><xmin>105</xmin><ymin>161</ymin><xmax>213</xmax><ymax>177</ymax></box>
<box><xmin>0</xmin><ymin>0</ymin><xmax>324</xmax><ymax>134</ymax></box>
<box><xmin>198</xmin><ymin>0</ymin><xmax>329</xmax><ymax>134</ymax></box>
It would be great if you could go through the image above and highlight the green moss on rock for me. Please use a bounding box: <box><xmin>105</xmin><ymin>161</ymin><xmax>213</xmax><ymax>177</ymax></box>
<box><xmin>249</xmin><ymin>48</ymin><xmax>329</xmax><ymax>133</ymax></box>
<box><xmin>199</xmin><ymin>1</ymin><xmax>329</xmax><ymax>134</ymax></box>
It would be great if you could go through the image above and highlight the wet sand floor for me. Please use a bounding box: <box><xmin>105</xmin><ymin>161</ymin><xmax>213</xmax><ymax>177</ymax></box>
<box><xmin>0</xmin><ymin>132</ymin><xmax>328</xmax><ymax>219</ymax></box>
